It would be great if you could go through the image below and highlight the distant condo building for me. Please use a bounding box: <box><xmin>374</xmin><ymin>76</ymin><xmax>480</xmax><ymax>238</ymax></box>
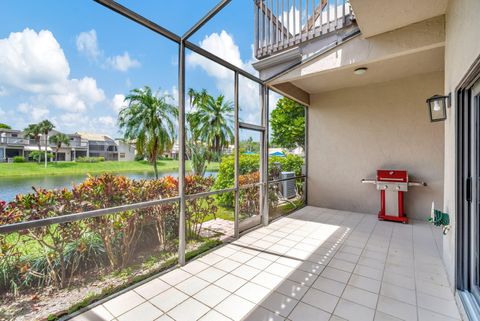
<box><xmin>0</xmin><ymin>128</ymin><xmax>136</xmax><ymax>162</ymax></box>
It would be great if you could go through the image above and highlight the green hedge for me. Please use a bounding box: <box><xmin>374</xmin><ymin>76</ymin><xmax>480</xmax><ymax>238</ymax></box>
<box><xmin>12</xmin><ymin>156</ymin><xmax>25</xmax><ymax>163</ymax></box>
<box><xmin>76</xmin><ymin>156</ymin><xmax>105</xmax><ymax>163</ymax></box>
<box><xmin>213</xmin><ymin>154</ymin><xmax>304</xmax><ymax>207</ymax></box>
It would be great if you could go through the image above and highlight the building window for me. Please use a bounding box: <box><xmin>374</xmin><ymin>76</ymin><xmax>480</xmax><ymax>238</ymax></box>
<box><xmin>120</xmin><ymin>153</ymin><xmax>125</xmax><ymax>158</ymax></box>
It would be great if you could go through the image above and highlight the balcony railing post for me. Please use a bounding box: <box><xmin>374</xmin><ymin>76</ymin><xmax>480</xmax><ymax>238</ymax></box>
<box><xmin>276</xmin><ymin>0</ymin><xmax>279</xmax><ymax>46</ymax></box>
<box><xmin>334</xmin><ymin>0</ymin><xmax>338</xmax><ymax>29</ymax></box>
<box><xmin>314</xmin><ymin>0</ymin><xmax>317</xmax><ymax>35</ymax></box>
<box><xmin>286</xmin><ymin>0</ymin><xmax>290</xmax><ymax>44</ymax></box>
<box><xmin>293</xmin><ymin>0</ymin><xmax>296</xmax><ymax>43</ymax></box>
<box><xmin>281</xmin><ymin>0</ymin><xmax>285</xmax><ymax>47</ymax></box>
<box><xmin>254</xmin><ymin>0</ymin><xmax>259</xmax><ymax>56</ymax></box>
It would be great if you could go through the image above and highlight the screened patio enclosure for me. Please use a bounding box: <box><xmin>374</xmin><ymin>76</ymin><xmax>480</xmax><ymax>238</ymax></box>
<box><xmin>0</xmin><ymin>0</ymin><xmax>307</xmax><ymax>279</ymax></box>
<box><xmin>93</xmin><ymin>0</ymin><xmax>307</xmax><ymax>263</ymax></box>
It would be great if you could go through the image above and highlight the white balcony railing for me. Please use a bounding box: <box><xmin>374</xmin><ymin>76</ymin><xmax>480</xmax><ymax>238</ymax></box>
<box><xmin>254</xmin><ymin>0</ymin><xmax>354</xmax><ymax>59</ymax></box>
<box><xmin>0</xmin><ymin>137</ymin><xmax>89</xmax><ymax>148</ymax></box>
<box><xmin>0</xmin><ymin>137</ymin><xmax>30</xmax><ymax>145</ymax></box>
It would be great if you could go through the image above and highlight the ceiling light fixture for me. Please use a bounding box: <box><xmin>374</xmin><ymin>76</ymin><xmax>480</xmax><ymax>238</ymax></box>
<box><xmin>354</xmin><ymin>67</ymin><xmax>368</xmax><ymax>75</ymax></box>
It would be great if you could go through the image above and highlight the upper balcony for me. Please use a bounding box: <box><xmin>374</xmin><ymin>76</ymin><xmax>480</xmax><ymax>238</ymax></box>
<box><xmin>254</xmin><ymin>0</ymin><xmax>355</xmax><ymax>59</ymax></box>
<box><xmin>0</xmin><ymin>137</ymin><xmax>89</xmax><ymax>149</ymax></box>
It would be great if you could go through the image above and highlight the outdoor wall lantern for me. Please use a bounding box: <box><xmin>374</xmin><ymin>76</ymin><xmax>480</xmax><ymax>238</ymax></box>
<box><xmin>426</xmin><ymin>93</ymin><xmax>450</xmax><ymax>122</ymax></box>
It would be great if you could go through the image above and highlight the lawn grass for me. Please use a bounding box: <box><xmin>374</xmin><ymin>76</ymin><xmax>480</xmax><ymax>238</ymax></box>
<box><xmin>0</xmin><ymin>160</ymin><xmax>219</xmax><ymax>178</ymax></box>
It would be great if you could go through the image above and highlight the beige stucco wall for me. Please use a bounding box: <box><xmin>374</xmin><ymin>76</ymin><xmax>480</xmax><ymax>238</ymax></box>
<box><xmin>308</xmin><ymin>71</ymin><xmax>444</xmax><ymax>220</ymax></box>
<box><xmin>443</xmin><ymin>0</ymin><xmax>480</xmax><ymax>286</ymax></box>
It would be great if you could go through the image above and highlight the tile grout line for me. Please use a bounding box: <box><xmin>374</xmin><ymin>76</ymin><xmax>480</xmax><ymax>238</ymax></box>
<box><xmin>372</xmin><ymin>218</ymin><xmax>394</xmax><ymax>321</ymax></box>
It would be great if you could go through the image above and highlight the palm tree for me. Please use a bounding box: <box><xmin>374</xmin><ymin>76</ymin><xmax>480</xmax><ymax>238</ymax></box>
<box><xmin>187</xmin><ymin>89</ymin><xmax>234</xmax><ymax>159</ymax></box>
<box><xmin>38</xmin><ymin>120</ymin><xmax>55</xmax><ymax>168</ymax></box>
<box><xmin>23</xmin><ymin>124</ymin><xmax>42</xmax><ymax>163</ymax></box>
<box><xmin>49</xmin><ymin>133</ymin><xmax>70</xmax><ymax>162</ymax></box>
<box><xmin>118</xmin><ymin>86</ymin><xmax>178</xmax><ymax>179</ymax></box>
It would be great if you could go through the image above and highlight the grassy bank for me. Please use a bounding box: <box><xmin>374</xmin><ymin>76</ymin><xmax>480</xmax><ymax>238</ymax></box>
<box><xmin>0</xmin><ymin>160</ymin><xmax>219</xmax><ymax>178</ymax></box>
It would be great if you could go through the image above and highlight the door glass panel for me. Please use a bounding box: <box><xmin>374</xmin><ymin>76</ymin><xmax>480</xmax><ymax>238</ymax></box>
<box><xmin>239</xmin><ymin>75</ymin><xmax>263</xmax><ymax>126</ymax></box>
<box><xmin>470</xmin><ymin>83</ymin><xmax>480</xmax><ymax>305</ymax></box>
<box><xmin>269</xmin><ymin>177</ymin><xmax>306</xmax><ymax>221</ymax></box>
<box><xmin>474</xmin><ymin>93</ymin><xmax>480</xmax><ymax>298</ymax></box>
<box><xmin>185</xmin><ymin>49</ymin><xmax>235</xmax><ymax>193</ymax></box>
<box><xmin>238</xmin><ymin>129</ymin><xmax>262</xmax><ymax>232</ymax></box>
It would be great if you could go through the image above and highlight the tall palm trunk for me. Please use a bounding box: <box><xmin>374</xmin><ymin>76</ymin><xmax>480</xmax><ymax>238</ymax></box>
<box><xmin>153</xmin><ymin>157</ymin><xmax>158</xmax><ymax>179</ymax></box>
<box><xmin>152</xmin><ymin>138</ymin><xmax>159</xmax><ymax>179</ymax></box>
<box><xmin>36</xmin><ymin>138</ymin><xmax>41</xmax><ymax>164</ymax></box>
<box><xmin>44</xmin><ymin>134</ymin><xmax>48</xmax><ymax>168</ymax></box>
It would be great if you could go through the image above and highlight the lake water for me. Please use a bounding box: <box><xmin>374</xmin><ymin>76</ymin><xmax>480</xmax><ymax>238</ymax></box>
<box><xmin>0</xmin><ymin>171</ymin><xmax>217</xmax><ymax>202</ymax></box>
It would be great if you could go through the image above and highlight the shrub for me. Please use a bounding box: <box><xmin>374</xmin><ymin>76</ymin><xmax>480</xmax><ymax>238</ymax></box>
<box><xmin>76</xmin><ymin>156</ymin><xmax>105</xmax><ymax>163</ymax></box>
<box><xmin>187</xmin><ymin>142</ymin><xmax>210</xmax><ymax>177</ymax></box>
<box><xmin>3</xmin><ymin>188</ymin><xmax>86</xmax><ymax>289</ymax></box>
<box><xmin>72</xmin><ymin>174</ymin><xmax>146</xmax><ymax>269</ymax></box>
<box><xmin>214</xmin><ymin>154</ymin><xmax>304</xmax><ymax>207</ymax></box>
<box><xmin>134</xmin><ymin>154</ymin><xmax>145</xmax><ymax>161</ymax></box>
<box><xmin>0</xmin><ymin>173</ymin><xmax>219</xmax><ymax>295</ymax></box>
<box><xmin>29</xmin><ymin>151</ymin><xmax>54</xmax><ymax>162</ymax></box>
<box><xmin>238</xmin><ymin>172</ymin><xmax>260</xmax><ymax>217</ymax></box>
<box><xmin>12</xmin><ymin>156</ymin><xmax>25</xmax><ymax>163</ymax></box>
<box><xmin>185</xmin><ymin>176</ymin><xmax>216</xmax><ymax>239</ymax></box>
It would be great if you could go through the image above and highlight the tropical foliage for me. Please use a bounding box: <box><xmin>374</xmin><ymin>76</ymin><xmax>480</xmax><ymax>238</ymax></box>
<box><xmin>187</xmin><ymin>89</ymin><xmax>234</xmax><ymax>161</ymax></box>
<box><xmin>0</xmin><ymin>173</ymin><xmax>216</xmax><ymax>294</ymax></box>
<box><xmin>187</xmin><ymin>141</ymin><xmax>209</xmax><ymax>176</ymax></box>
<box><xmin>23</xmin><ymin>123</ymin><xmax>42</xmax><ymax>163</ymax></box>
<box><xmin>0</xmin><ymin>123</ymin><xmax>11</xmax><ymax>129</ymax></box>
<box><xmin>38</xmin><ymin>120</ymin><xmax>55</xmax><ymax>168</ymax></box>
<box><xmin>49</xmin><ymin>133</ymin><xmax>70</xmax><ymax>162</ymax></box>
<box><xmin>270</xmin><ymin>97</ymin><xmax>305</xmax><ymax>149</ymax></box>
<box><xmin>119</xmin><ymin>86</ymin><xmax>178</xmax><ymax>179</ymax></box>
<box><xmin>214</xmin><ymin>154</ymin><xmax>304</xmax><ymax>207</ymax></box>
<box><xmin>28</xmin><ymin>151</ymin><xmax>54</xmax><ymax>163</ymax></box>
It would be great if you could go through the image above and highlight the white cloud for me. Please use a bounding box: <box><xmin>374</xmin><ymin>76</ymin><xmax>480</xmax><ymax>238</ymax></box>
<box><xmin>111</xmin><ymin>94</ymin><xmax>126</xmax><ymax>113</ymax></box>
<box><xmin>53</xmin><ymin>113</ymin><xmax>117</xmax><ymax>135</ymax></box>
<box><xmin>279</xmin><ymin>7</ymin><xmax>302</xmax><ymax>34</ymax></box>
<box><xmin>98</xmin><ymin>116</ymin><xmax>116</xmax><ymax>127</ymax></box>
<box><xmin>106</xmin><ymin>52</ymin><xmax>141</xmax><ymax>72</ymax></box>
<box><xmin>76</xmin><ymin>29</ymin><xmax>101</xmax><ymax>60</ymax></box>
<box><xmin>76</xmin><ymin>29</ymin><xmax>140</xmax><ymax>72</ymax></box>
<box><xmin>0</xmin><ymin>28</ymin><xmax>70</xmax><ymax>94</ymax></box>
<box><xmin>0</xmin><ymin>28</ymin><xmax>105</xmax><ymax>113</ymax></box>
<box><xmin>186</xmin><ymin>31</ymin><xmax>260</xmax><ymax>123</ymax></box>
<box><xmin>162</xmin><ymin>86</ymin><xmax>178</xmax><ymax>106</ymax></box>
<box><xmin>50</xmin><ymin>77</ymin><xmax>105</xmax><ymax>112</ymax></box>
<box><xmin>17</xmin><ymin>103</ymin><xmax>49</xmax><ymax>122</ymax></box>
<box><xmin>187</xmin><ymin>31</ymin><xmax>247</xmax><ymax>80</ymax></box>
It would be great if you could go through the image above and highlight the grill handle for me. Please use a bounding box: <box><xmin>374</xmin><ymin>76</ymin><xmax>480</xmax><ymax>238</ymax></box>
<box><xmin>408</xmin><ymin>181</ymin><xmax>427</xmax><ymax>187</ymax></box>
<box><xmin>361</xmin><ymin>179</ymin><xmax>377</xmax><ymax>184</ymax></box>
<box><xmin>361</xmin><ymin>179</ymin><xmax>427</xmax><ymax>187</ymax></box>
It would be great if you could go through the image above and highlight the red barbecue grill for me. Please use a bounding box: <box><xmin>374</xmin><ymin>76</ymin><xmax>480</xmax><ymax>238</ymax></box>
<box><xmin>362</xmin><ymin>170</ymin><xmax>426</xmax><ymax>224</ymax></box>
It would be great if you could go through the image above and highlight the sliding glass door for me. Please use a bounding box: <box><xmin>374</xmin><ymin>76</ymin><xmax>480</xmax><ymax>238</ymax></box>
<box><xmin>458</xmin><ymin>77</ymin><xmax>480</xmax><ymax>317</ymax></box>
<box><xmin>470</xmin><ymin>81</ymin><xmax>480</xmax><ymax>306</ymax></box>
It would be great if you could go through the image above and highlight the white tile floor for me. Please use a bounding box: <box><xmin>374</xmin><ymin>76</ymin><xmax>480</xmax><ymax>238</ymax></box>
<box><xmin>71</xmin><ymin>207</ymin><xmax>463</xmax><ymax>321</ymax></box>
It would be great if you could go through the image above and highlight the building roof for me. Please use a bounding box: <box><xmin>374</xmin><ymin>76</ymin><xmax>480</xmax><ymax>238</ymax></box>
<box><xmin>0</xmin><ymin>128</ymin><xmax>21</xmax><ymax>134</ymax></box>
<box><xmin>76</xmin><ymin>132</ymin><xmax>115</xmax><ymax>142</ymax></box>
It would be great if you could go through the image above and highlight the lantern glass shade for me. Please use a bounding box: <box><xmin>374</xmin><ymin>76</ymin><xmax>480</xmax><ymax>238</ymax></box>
<box><xmin>426</xmin><ymin>95</ymin><xmax>447</xmax><ymax>122</ymax></box>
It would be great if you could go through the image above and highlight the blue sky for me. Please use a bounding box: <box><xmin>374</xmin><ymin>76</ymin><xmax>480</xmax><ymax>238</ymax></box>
<box><xmin>0</xmin><ymin>0</ymin><xmax>275</xmax><ymax>139</ymax></box>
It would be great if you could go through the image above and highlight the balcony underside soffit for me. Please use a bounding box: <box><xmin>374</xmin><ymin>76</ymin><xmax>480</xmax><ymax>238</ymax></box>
<box><xmin>269</xmin><ymin>15</ymin><xmax>445</xmax><ymax>96</ymax></box>
<box><xmin>349</xmin><ymin>0</ymin><xmax>448</xmax><ymax>38</ymax></box>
